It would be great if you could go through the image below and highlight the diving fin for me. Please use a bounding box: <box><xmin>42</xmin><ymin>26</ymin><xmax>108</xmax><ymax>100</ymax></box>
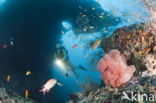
<box><xmin>57</xmin><ymin>82</ymin><xmax>63</xmax><ymax>86</ymax></box>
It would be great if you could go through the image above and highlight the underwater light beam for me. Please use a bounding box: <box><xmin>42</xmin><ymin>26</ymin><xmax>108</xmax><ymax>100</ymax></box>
<box><xmin>0</xmin><ymin>0</ymin><xmax>5</xmax><ymax>3</ymax></box>
<box><xmin>55</xmin><ymin>59</ymin><xmax>65</xmax><ymax>71</ymax></box>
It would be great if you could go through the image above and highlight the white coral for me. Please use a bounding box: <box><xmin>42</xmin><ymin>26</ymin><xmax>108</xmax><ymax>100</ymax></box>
<box><xmin>144</xmin><ymin>54</ymin><xmax>156</xmax><ymax>76</ymax></box>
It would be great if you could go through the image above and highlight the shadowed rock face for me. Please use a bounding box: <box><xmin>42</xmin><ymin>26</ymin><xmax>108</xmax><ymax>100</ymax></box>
<box><xmin>0</xmin><ymin>81</ymin><xmax>37</xmax><ymax>103</ymax></box>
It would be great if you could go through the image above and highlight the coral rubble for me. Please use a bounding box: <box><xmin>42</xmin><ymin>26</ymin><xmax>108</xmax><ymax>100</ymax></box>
<box><xmin>0</xmin><ymin>81</ymin><xmax>37</xmax><ymax>103</ymax></box>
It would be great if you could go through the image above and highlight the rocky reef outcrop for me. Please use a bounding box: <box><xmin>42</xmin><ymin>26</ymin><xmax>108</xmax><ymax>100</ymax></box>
<box><xmin>67</xmin><ymin>22</ymin><xmax>156</xmax><ymax>103</ymax></box>
<box><xmin>0</xmin><ymin>81</ymin><xmax>37</xmax><ymax>103</ymax></box>
<box><xmin>102</xmin><ymin>23</ymin><xmax>156</xmax><ymax>76</ymax></box>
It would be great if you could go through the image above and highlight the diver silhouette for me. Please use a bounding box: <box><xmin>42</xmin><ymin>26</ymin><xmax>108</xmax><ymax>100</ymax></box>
<box><xmin>54</xmin><ymin>43</ymin><xmax>79</xmax><ymax>78</ymax></box>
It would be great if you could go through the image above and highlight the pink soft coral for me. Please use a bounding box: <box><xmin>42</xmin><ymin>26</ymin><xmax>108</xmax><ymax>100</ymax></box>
<box><xmin>97</xmin><ymin>49</ymin><xmax>136</xmax><ymax>87</ymax></box>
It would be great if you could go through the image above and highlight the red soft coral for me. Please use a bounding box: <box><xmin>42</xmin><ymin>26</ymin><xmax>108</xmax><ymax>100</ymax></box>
<box><xmin>97</xmin><ymin>49</ymin><xmax>135</xmax><ymax>87</ymax></box>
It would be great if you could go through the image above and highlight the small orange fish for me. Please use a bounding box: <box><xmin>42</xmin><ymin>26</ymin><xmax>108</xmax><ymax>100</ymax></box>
<box><xmin>72</xmin><ymin>44</ymin><xmax>78</xmax><ymax>49</ymax></box>
<box><xmin>82</xmin><ymin>15</ymin><xmax>86</xmax><ymax>17</ymax></box>
<box><xmin>147</xmin><ymin>48</ymin><xmax>151</xmax><ymax>52</ymax></box>
<box><xmin>142</xmin><ymin>36</ymin><xmax>145</xmax><ymax>44</ymax></box>
<box><xmin>26</xmin><ymin>71</ymin><xmax>32</xmax><ymax>76</ymax></box>
<box><xmin>113</xmin><ymin>11</ymin><xmax>116</xmax><ymax>14</ymax></box>
<box><xmin>86</xmin><ymin>37</ymin><xmax>90</xmax><ymax>39</ymax></box>
<box><xmin>62</xmin><ymin>31</ymin><xmax>64</xmax><ymax>35</ymax></box>
<box><xmin>127</xmin><ymin>35</ymin><xmax>131</xmax><ymax>39</ymax></box>
<box><xmin>99</xmin><ymin>16</ymin><xmax>104</xmax><ymax>18</ymax></box>
<box><xmin>122</xmin><ymin>14</ymin><xmax>126</xmax><ymax>17</ymax></box>
<box><xmin>25</xmin><ymin>89</ymin><xmax>28</xmax><ymax>99</ymax></box>
<box><xmin>83</xmin><ymin>28</ymin><xmax>87</xmax><ymax>31</ymax></box>
<box><xmin>144</xmin><ymin>48</ymin><xmax>148</xmax><ymax>52</ymax></box>
<box><xmin>154</xmin><ymin>46</ymin><xmax>156</xmax><ymax>51</ymax></box>
<box><xmin>150</xmin><ymin>36</ymin><xmax>153</xmax><ymax>40</ymax></box>
<box><xmin>92</xmin><ymin>37</ymin><xmax>104</xmax><ymax>50</ymax></box>
<box><xmin>89</xmin><ymin>26</ymin><xmax>94</xmax><ymax>29</ymax></box>
<box><xmin>79</xmin><ymin>36</ymin><xmax>83</xmax><ymax>38</ymax></box>
<box><xmin>107</xmin><ymin>14</ymin><xmax>110</xmax><ymax>16</ymax></box>
<box><xmin>126</xmin><ymin>45</ymin><xmax>129</xmax><ymax>48</ymax></box>
<box><xmin>139</xmin><ymin>30</ymin><xmax>142</xmax><ymax>34</ymax></box>
<box><xmin>138</xmin><ymin>51</ymin><xmax>143</xmax><ymax>54</ymax></box>
<box><xmin>85</xmin><ymin>55</ymin><xmax>88</xmax><ymax>58</ymax></box>
<box><xmin>132</xmin><ymin>33</ymin><xmax>135</xmax><ymax>36</ymax></box>
<box><xmin>7</xmin><ymin>75</ymin><xmax>11</xmax><ymax>82</ymax></box>
<box><xmin>92</xmin><ymin>8</ymin><xmax>95</xmax><ymax>10</ymax></box>
<box><xmin>66</xmin><ymin>27</ymin><xmax>69</xmax><ymax>30</ymax></box>
<box><xmin>143</xmin><ymin>32</ymin><xmax>146</xmax><ymax>35</ymax></box>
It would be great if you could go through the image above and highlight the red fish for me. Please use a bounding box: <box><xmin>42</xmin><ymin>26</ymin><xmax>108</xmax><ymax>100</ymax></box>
<box><xmin>39</xmin><ymin>79</ymin><xmax>57</xmax><ymax>95</ymax></box>
<box><xmin>72</xmin><ymin>44</ymin><xmax>78</xmax><ymax>49</ymax></box>
<box><xmin>3</xmin><ymin>44</ymin><xmax>7</xmax><ymax>48</ymax></box>
<box><xmin>39</xmin><ymin>79</ymin><xmax>62</xmax><ymax>95</ymax></box>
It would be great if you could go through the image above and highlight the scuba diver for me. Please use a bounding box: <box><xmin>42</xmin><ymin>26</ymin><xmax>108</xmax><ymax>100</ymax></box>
<box><xmin>54</xmin><ymin>43</ymin><xmax>79</xmax><ymax>78</ymax></box>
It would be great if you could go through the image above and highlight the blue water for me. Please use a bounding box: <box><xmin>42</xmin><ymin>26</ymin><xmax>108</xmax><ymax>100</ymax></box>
<box><xmin>52</xmin><ymin>0</ymin><xmax>150</xmax><ymax>102</ymax></box>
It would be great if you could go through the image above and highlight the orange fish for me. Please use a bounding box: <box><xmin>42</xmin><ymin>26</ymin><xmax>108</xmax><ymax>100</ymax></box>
<box><xmin>126</xmin><ymin>45</ymin><xmax>129</xmax><ymax>48</ymax></box>
<box><xmin>144</xmin><ymin>48</ymin><xmax>148</xmax><ymax>52</ymax></box>
<box><xmin>113</xmin><ymin>11</ymin><xmax>116</xmax><ymax>14</ymax></box>
<box><xmin>127</xmin><ymin>35</ymin><xmax>131</xmax><ymax>39</ymax></box>
<box><xmin>147</xmin><ymin>48</ymin><xmax>151</xmax><ymax>52</ymax></box>
<box><xmin>66</xmin><ymin>27</ymin><xmax>69</xmax><ymax>30</ymax></box>
<box><xmin>92</xmin><ymin>37</ymin><xmax>104</xmax><ymax>50</ymax></box>
<box><xmin>82</xmin><ymin>15</ymin><xmax>86</xmax><ymax>17</ymax></box>
<box><xmin>154</xmin><ymin>46</ymin><xmax>156</xmax><ymax>51</ymax></box>
<box><xmin>89</xmin><ymin>26</ymin><xmax>94</xmax><ymax>29</ymax></box>
<box><xmin>138</xmin><ymin>51</ymin><xmax>143</xmax><ymax>54</ymax></box>
<box><xmin>26</xmin><ymin>71</ymin><xmax>32</xmax><ymax>76</ymax></box>
<box><xmin>62</xmin><ymin>31</ymin><xmax>64</xmax><ymax>35</ymax></box>
<box><xmin>72</xmin><ymin>44</ymin><xmax>78</xmax><ymax>49</ymax></box>
<box><xmin>85</xmin><ymin>55</ymin><xmax>88</xmax><ymax>58</ymax></box>
<box><xmin>25</xmin><ymin>89</ymin><xmax>28</xmax><ymax>99</ymax></box>
<box><xmin>92</xmin><ymin>8</ymin><xmax>95</xmax><ymax>10</ymax></box>
<box><xmin>142</xmin><ymin>36</ymin><xmax>145</xmax><ymax>44</ymax></box>
<box><xmin>99</xmin><ymin>16</ymin><xmax>104</xmax><ymax>18</ymax></box>
<box><xmin>7</xmin><ymin>75</ymin><xmax>11</xmax><ymax>82</ymax></box>
<box><xmin>150</xmin><ymin>36</ymin><xmax>153</xmax><ymax>40</ymax></box>
<box><xmin>83</xmin><ymin>28</ymin><xmax>87</xmax><ymax>31</ymax></box>
<box><xmin>139</xmin><ymin>30</ymin><xmax>142</xmax><ymax>34</ymax></box>
<box><xmin>143</xmin><ymin>32</ymin><xmax>146</xmax><ymax>35</ymax></box>
<box><xmin>79</xmin><ymin>36</ymin><xmax>83</xmax><ymax>38</ymax></box>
